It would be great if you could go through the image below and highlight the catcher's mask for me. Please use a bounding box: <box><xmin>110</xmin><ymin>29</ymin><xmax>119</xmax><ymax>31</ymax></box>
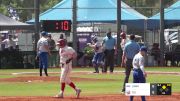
<box><xmin>57</xmin><ymin>39</ymin><xmax>67</xmax><ymax>48</ymax></box>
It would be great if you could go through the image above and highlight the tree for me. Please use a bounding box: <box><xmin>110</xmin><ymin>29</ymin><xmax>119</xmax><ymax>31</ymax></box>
<box><xmin>0</xmin><ymin>0</ymin><xmax>61</xmax><ymax>22</ymax></box>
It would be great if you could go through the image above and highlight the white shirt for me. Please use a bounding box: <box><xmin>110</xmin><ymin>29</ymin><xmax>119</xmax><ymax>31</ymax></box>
<box><xmin>132</xmin><ymin>53</ymin><xmax>145</xmax><ymax>73</ymax></box>
<box><xmin>13</xmin><ymin>38</ymin><xmax>18</xmax><ymax>45</ymax></box>
<box><xmin>121</xmin><ymin>39</ymin><xmax>127</xmax><ymax>51</ymax></box>
<box><xmin>59</xmin><ymin>46</ymin><xmax>75</xmax><ymax>64</ymax></box>
<box><xmin>1</xmin><ymin>39</ymin><xmax>16</xmax><ymax>49</ymax></box>
<box><xmin>37</xmin><ymin>37</ymin><xmax>48</xmax><ymax>52</ymax></box>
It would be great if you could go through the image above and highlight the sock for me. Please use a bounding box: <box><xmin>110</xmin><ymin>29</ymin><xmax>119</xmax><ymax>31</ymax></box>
<box><xmin>44</xmin><ymin>68</ymin><xmax>48</xmax><ymax>76</ymax></box>
<box><xmin>39</xmin><ymin>68</ymin><xmax>42</xmax><ymax>76</ymax></box>
<box><xmin>61</xmin><ymin>83</ymin><xmax>65</xmax><ymax>92</ymax></box>
<box><xmin>69</xmin><ymin>82</ymin><xmax>76</xmax><ymax>90</ymax></box>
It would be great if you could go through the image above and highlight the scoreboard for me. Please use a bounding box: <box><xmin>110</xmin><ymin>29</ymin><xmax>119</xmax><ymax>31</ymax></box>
<box><xmin>151</xmin><ymin>83</ymin><xmax>172</xmax><ymax>95</ymax></box>
<box><xmin>125</xmin><ymin>83</ymin><xmax>172</xmax><ymax>96</ymax></box>
<box><xmin>41</xmin><ymin>20</ymin><xmax>71</xmax><ymax>32</ymax></box>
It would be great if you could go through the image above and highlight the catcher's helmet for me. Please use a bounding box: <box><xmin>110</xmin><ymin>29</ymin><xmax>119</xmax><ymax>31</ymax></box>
<box><xmin>57</xmin><ymin>39</ymin><xmax>67</xmax><ymax>48</ymax></box>
<box><xmin>120</xmin><ymin>32</ymin><xmax>126</xmax><ymax>39</ymax></box>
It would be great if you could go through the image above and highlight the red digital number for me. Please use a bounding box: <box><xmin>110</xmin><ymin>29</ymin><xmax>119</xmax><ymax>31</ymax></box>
<box><xmin>61</xmin><ymin>21</ymin><xmax>69</xmax><ymax>31</ymax></box>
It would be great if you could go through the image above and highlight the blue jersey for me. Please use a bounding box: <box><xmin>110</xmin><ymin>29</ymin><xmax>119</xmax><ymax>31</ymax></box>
<box><xmin>103</xmin><ymin>36</ymin><xmax>116</xmax><ymax>50</ymax></box>
<box><xmin>124</xmin><ymin>40</ymin><xmax>140</xmax><ymax>59</ymax></box>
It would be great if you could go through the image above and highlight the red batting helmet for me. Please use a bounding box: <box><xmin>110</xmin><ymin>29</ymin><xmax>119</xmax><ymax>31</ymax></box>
<box><xmin>120</xmin><ymin>32</ymin><xmax>126</xmax><ymax>39</ymax></box>
<box><xmin>57</xmin><ymin>39</ymin><xmax>67</xmax><ymax>48</ymax></box>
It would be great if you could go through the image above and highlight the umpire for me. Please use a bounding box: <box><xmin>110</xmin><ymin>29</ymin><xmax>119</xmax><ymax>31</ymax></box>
<box><xmin>102</xmin><ymin>31</ymin><xmax>116</xmax><ymax>73</ymax></box>
<box><xmin>121</xmin><ymin>34</ymin><xmax>140</xmax><ymax>93</ymax></box>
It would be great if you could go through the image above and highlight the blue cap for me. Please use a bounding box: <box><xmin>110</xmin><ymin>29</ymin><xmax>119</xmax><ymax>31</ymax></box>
<box><xmin>140</xmin><ymin>46</ymin><xmax>147</xmax><ymax>52</ymax></box>
<box><xmin>41</xmin><ymin>31</ymin><xmax>48</xmax><ymax>36</ymax></box>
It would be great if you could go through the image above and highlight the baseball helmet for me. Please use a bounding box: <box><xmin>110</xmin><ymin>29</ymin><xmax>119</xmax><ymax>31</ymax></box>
<box><xmin>140</xmin><ymin>46</ymin><xmax>147</xmax><ymax>52</ymax></box>
<box><xmin>120</xmin><ymin>32</ymin><xmax>126</xmax><ymax>39</ymax></box>
<box><xmin>41</xmin><ymin>31</ymin><xmax>48</xmax><ymax>36</ymax></box>
<box><xmin>57</xmin><ymin>39</ymin><xmax>67</xmax><ymax>47</ymax></box>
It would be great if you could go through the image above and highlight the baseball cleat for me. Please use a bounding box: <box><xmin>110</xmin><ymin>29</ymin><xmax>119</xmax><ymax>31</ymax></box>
<box><xmin>54</xmin><ymin>92</ymin><xmax>63</xmax><ymax>98</ymax></box>
<box><xmin>76</xmin><ymin>89</ymin><xmax>81</xmax><ymax>98</ymax></box>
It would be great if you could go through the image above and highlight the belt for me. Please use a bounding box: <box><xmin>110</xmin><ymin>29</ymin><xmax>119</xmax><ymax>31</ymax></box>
<box><xmin>133</xmin><ymin>68</ymin><xmax>141</xmax><ymax>71</ymax></box>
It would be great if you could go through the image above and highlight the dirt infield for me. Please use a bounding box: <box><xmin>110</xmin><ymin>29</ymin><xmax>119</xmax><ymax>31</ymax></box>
<box><xmin>0</xmin><ymin>94</ymin><xmax>180</xmax><ymax>101</ymax></box>
<box><xmin>0</xmin><ymin>76</ymin><xmax>117</xmax><ymax>83</ymax></box>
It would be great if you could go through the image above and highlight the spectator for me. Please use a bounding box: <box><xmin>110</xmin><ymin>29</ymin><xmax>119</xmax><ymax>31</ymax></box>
<box><xmin>121</xmin><ymin>34</ymin><xmax>140</xmax><ymax>93</ymax></box>
<box><xmin>1</xmin><ymin>34</ymin><xmax>16</xmax><ymax>51</ymax></box>
<box><xmin>0</xmin><ymin>34</ymin><xmax>17</xmax><ymax>67</ymax></box>
<box><xmin>151</xmin><ymin>43</ymin><xmax>160</xmax><ymax>66</ymax></box>
<box><xmin>47</xmin><ymin>34</ymin><xmax>57</xmax><ymax>67</ymax></box>
<box><xmin>102</xmin><ymin>31</ymin><xmax>117</xmax><ymax>73</ymax></box>
<box><xmin>36</xmin><ymin>31</ymin><xmax>51</xmax><ymax>76</ymax></box>
<box><xmin>13</xmin><ymin>34</ymin><xmax>19</xmax><ymax>50</ymax></box>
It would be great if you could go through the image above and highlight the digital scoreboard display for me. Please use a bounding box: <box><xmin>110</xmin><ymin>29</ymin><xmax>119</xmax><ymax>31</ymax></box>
<box><xmin>42</xmin><ymin>20</ymin><xmax>71</xmax><ymax>32</ymax></box>
<box><xmin>125</xmin><ymin>83</ymin><xmax>172</xmax><ymax>96</ymax></box>
<box><xmin>151</xmin><ymin>83</ymin><xmax>172</xmax><ymax>95</ymax></box>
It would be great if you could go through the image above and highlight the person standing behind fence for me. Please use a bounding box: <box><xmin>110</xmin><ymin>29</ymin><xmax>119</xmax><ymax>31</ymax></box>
<box><xmin>102</xmin><ymin>31</ymin><xmax>117</xmax><ymax>73</ymax></box>
<box><xmin>1</xmin><ymin>34</ymin><xmax>16</xmax><ymax>51</ymax></box>
<box><xmin>47</xmin><ymin>34</ymin><xmax>56</xmax><ymax>67</ymax></box>
<box><xmin>0</xmin><ymin>34</ymin><xmax>16</xmax><ymax>66</ymax></box>
<box><xmin>36</xmin><ymin>31</ymin><xmax>51</xmax><ymax>76</ymax></box>
<box><xmin>121</xmin><ymin>34</ymin><xmax>140</xmax><ymax>93</ymax></box>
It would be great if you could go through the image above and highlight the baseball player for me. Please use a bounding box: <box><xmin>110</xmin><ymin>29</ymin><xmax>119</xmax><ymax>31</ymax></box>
<box><xmin>36</xmin><ymin>31</ymin><xmax>51</xmax><ymax>76</ymax></box>
<box><xmin>130</xmin><ymin>46</ymin><xmax>147</xmax><ymax>101</ymax></box>
<box><xmin>55</xmin><ymin>39</ymin><xmax>81</xmax><ymax>98</ymax></box>
<box><xmin>87</xmin><ymin>35</ymin><xmax>104</xmax><ymax>73</ymax></box>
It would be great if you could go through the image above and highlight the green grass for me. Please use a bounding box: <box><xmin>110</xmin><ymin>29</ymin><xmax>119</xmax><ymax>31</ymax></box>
<box><xmin>0</xmin><ymin>67</ymin><xmax>179</xmax><ymax>74</ymax></box>
<box><xmin>0</xmin><ymin>67</ymin><xmax>179</xmax><ymax>96</ymax></box>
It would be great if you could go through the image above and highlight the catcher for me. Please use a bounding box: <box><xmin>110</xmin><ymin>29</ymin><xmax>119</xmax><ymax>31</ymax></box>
<box><xmin>54</xmin><ymin>39</ymin><xmax>81</xmax><ymax>98</ymax></box>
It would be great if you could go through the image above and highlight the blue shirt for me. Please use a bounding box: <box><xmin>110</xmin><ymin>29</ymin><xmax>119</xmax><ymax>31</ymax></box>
<box><xmin>124</xmin><ymin>40</ymin><xmax>140</xmax><ymax>59</ymax></box>
<box><xmin>103</xmin><ymin>36</ymin><xmax>116</xmax><ymax>50</ymax></box>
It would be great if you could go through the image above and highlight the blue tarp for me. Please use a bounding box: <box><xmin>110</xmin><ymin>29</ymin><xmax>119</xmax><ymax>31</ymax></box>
<box><xmin>148</xmin><ymin>1</ymin><xmax>180</xmax><ymax>29</ymax></box>
<box><xmin>27</xmin><ymin>0</ymin><xmax>147</xmax><ymax>29</ymax></box>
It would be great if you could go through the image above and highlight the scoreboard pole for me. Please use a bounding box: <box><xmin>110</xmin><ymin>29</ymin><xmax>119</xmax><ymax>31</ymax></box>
<box><xmin>117</xmin><ymin>0</ymin><xmax>121</xmax><ymax>66</ymax></box>
<box><xmin>160</xmin><ymin>0</ymin><xmax>165</xmax><ymax>66</ymax></box>
<box><xmin>72</xmin><ymin>0</ymin><xmax>78</xmax><ymax>66</ymax></box>
<box><xmin>34</xmin><ymin>0</ymin><xmax>40</xmax><ymax>68</ymax></box>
